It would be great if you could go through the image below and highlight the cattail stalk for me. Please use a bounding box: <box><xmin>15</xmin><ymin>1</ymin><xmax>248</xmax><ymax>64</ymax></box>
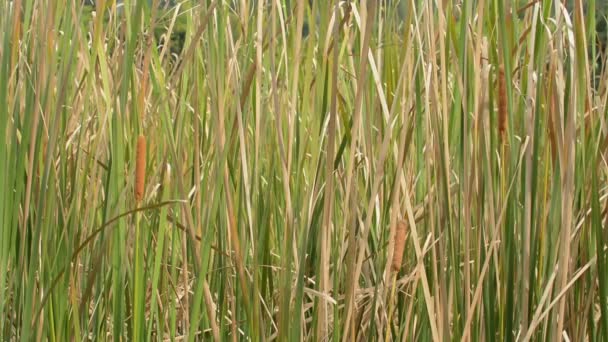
<box><xmin>497</xmin><ymin>65</ymin><xmax>507</xmax><ymax>143</ymax></box>
<box><xmin>135</xmin><ymin>135</ymin><xmax>146</xmax><ymax>203</ymax></box>
<box><xmin>385</xmin><ymin>274</ymin><xmax>398</xmax><ymax>342</ymax></box>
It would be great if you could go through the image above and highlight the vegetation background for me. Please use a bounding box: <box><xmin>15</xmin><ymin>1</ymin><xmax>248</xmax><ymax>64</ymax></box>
<box><xmin>2</xmin><ymin>0</ymin><xmax>608</xmax><ymax>341</ymax></box>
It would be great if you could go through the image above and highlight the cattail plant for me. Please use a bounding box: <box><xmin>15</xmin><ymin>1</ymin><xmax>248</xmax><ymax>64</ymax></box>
<box><xmin>497</xmin><ymin>64</ymin><xmax>507</xmax><ymax>143</ymax></box>
<box><xmin>135</xmin><ymin>135</ymin><xmax>146</xmax><ymax>203</ymax></box>
<box><xmin>133</xmin><ymin>134</ymin><xmax>146</xmax><ymax>341</ymax></box>
<box><xmin>386</xmin><ymin>219</ymin><xmax>409</xmax><ymax>342</ymax></box>
<box><xmin>391</xmin><ymin>220</ymin><xmax>408</xmax><ymax>272</ymax></box>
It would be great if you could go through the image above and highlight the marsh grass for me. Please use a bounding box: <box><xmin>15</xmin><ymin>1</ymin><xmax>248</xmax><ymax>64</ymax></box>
<box><xmin>2</xmin><ymin>0</ymin><xmax>608</xmax><ymax>341</ymax></box>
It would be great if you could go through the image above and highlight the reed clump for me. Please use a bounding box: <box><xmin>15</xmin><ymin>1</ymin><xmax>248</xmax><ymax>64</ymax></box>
<box><xmin>3</xmin><ymin>1</ymin><xmax>608</xmax><ymax>341</ymax></box>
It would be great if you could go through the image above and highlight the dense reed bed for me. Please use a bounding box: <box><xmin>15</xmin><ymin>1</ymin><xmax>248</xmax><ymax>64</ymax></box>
<box><xmin>1</xmin><ymin>0</ymin><xmax>608</xmax><ymax>340</ymax></box>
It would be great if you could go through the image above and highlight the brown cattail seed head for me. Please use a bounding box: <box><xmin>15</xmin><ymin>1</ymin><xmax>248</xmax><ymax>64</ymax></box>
<box><xmin>135</xmin><ymin>135</ymin><xmax>146</xmax><ymax>202</ymax></box>
<box><xmin>391</xmin><ymin>220</ymin><xmax>408</xmax><ymax>272</ymax></box>
<box><xmin>547</xmin><ymin>91</ymin><xmax>558</xmax><ymax>163</ymax></box>
<box><xmin>497</xmin><ymin>65</ymin><xmax>507</xmax><ymax>142</ymax></box>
